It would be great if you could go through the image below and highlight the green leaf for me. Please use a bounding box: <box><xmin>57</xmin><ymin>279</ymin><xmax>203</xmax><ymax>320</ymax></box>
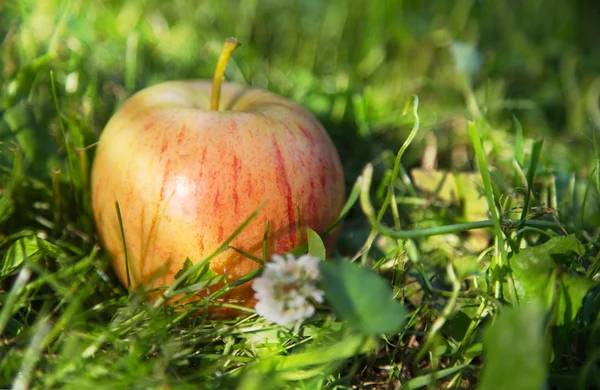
<box><xmin>511</xmin><ymin>235</ymin><xmax>585</xmax><ymax>304</ymax></box>
<box><xmin>556</xmin><ymin>274</ymin><xmax>598</xmax><ymax>326</ymax></box>
<box><xmin>174</xmin><ymin>258</ymin><xmax>194</xmax><ymax>280</ymax></box>
<box><xmin>510</xmin><ymin>235</ymin><xmax>597</xmax><ymax>325</ymax></box>
<box><xmin>477</xmin><ymin>304</ymin><xmax>547</xmax><ymax>390</ymax></box>
<box><xmin>1</xmin><ymin>236</ymin><xmax>62</xmax><ymax>277</ymax></box>
<box><xmin>464</xmin><ymin>342</ymin><xmax>483</xmax><ymax>359</ymax></box>
<box><xmin>319</xmin><ymin>259</ymin><xmax>407</xmax><ymax>335</ymax></box>
<box><xmin>174</xmin><ymin>257</ymin><xmax>217</xmax><ymax>287</ymax></box>
<box><xmin>306</xmin><ymin>228</ymin><xmax>326</xmax><ymax>260</ymax></box>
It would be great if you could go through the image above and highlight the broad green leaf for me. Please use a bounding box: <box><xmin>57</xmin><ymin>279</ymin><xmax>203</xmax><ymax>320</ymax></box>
<box><xmin>556</xmin><ymin>274</ymin><xmax>598</xmax><ymax>326</ymax></box>
<box><xmin>319</xmin><ymin>259</ymin><xmax>407</xmax><ymax>335</ymax></box>
<box><xmin>511</xmin><ymin>235</ymin><xmax>585</xmax><ymax>303</ymax></box>
<box><xmin>306</xmin><ymin>228</ymin><xmax>326</xmax><ymax>260</ymax></box>
<box><xmin>511</xmin><ymin>235</ymin><xmax>596</xmax><ymax>326</ymax></box>
<box><xmin>1</xmin><ymin>236</ymin><xmax>62</xmax><ymax>277</ymax></box>
<box><xmin>477</xmin><ymin>304</ymin><xmax>547</xmax><ymax>390</ymax></box>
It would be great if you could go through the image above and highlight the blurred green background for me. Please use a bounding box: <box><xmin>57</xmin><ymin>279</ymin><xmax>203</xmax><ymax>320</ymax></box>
<box><xmin>3</xmin><ymin>0</ymin><xmax>600</xmax><ymax>257</ymax></box>
<box><xmin>2</xmin><ymin>0</ymin><xmax>600</xmax><ymax>181</ymax></box>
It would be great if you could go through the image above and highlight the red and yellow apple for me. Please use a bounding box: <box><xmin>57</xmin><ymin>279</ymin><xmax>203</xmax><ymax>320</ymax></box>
<box><xmin>91</xmin><ymin>38</ymin><xmax>345</xmax><ymax>316</ymax></box>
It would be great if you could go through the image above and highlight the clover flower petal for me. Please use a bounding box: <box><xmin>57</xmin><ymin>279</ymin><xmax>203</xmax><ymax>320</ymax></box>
<box><xmin>252</xmin><ymin>253</ymin><xmax>323</xmax><ymax>326</ymax></box>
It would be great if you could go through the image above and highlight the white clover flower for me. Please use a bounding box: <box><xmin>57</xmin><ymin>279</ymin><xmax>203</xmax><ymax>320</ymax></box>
<box><xmin>252</xmin><ymin>253</ymin><xmax>324</xmax><ymax>326</ymax></box>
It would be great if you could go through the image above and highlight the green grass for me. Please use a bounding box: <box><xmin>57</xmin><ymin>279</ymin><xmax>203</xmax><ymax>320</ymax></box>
<box><xmin>2</xmin><ymin>0</ymin><xmax>600</xmax><ymax>388</ymax></box>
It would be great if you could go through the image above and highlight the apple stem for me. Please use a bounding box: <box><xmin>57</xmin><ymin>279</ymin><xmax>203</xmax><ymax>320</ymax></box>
<box><xmin>210</xmin><ymin>37</ymin><xmax>241</xmax><ymax>111</ymax></box>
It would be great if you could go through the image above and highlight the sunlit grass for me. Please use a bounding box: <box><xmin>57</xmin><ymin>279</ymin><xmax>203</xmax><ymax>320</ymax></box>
<box><xmin>2</xmin><ymin>0</ymin><xmax>600</xmax><ymax>389</ymax></box>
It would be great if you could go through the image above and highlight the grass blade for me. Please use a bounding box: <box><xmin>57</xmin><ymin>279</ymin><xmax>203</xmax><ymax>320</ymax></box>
<box><xmin>515</xmin><ymin>138</ymin><xmax>544</xmax><ymax>248</ymax></box>
<box><xmin>154</xmin><ymin>201</ymin><xmax>266</xmax><ymax>307</ymax></box>
<box><xmin>115</xmin><ymin>201</ymin><xmax>131</xmax><ymax>292</ymax></box>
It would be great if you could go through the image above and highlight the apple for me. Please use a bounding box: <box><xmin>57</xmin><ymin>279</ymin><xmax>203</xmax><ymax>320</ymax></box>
<box><xmin>91</xmin><ymin>38</ymin><xmax>345</xmax><ymax>316</ymax></box>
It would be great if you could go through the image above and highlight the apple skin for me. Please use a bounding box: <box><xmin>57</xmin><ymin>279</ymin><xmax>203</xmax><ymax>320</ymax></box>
<box><xmin>91</xmin><ymin>80</ymin><xmax>345</xmax><ymax>316</ymax></box>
